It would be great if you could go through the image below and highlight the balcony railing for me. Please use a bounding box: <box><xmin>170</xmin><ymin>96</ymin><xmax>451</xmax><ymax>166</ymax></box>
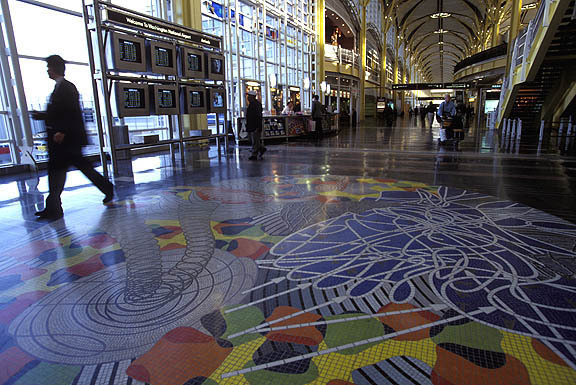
<box><xmin>325</xmin><ymin>45</ymin><xmax>360</xmax><ymax>68</ymax></box>
<box><xmin>454</xmin><ymin>43</ymin><xmax>507</xmax><ymax>74</ymax></box>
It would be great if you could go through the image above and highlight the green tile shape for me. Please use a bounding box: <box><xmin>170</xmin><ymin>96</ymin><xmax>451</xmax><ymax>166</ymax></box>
<box><xmin>13</xmin><ymin>362</ymin><xmax>81</xmax><ymax>385</ymax></box>
<box><xmin>324</xmin><ymin>313</ymin><xmax>385</xmax><ymax>355</ymax></box>
<box><xmin>432</xmin><ymin>321</ymin><xmax>504</xmax><ymax>353</ymax></box>
<box><xmin>243</xmin><ymin>359</ymin><xmax>318</xmax><ymax>385</ymax></box>
<box><xmin>221</xmin><ymin>305</ymin><xmax>265</xmax><ymax>345</ymax></box>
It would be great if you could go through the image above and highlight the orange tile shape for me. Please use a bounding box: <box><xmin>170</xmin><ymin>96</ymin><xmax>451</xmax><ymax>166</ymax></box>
<box><xmin>265</xmin><ymin>306</ymin><xmax>324</xmax><ymax>346</ymax></box>
<box><xmin>376</xmin><ymin>303</ymin><xmax>441</xmax><ymax>341</ymax></box>
<box><xmin>532</xmin><ymin>339</ymin><xmax>569</xmax><ymax>367</ymax></box>
<box><xmin>126</xmin><ymin>327</ymin><xmax>232</xmax><ymax>385</ymax></box>
<box><xmin>432</xmin><ymin>345</ymin><xmax>531</xmax><ymax>385</ymax></box>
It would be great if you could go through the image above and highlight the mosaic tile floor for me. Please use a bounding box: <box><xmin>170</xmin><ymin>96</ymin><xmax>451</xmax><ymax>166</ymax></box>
<box><xmin>2</xmin><ymin>173</ymin><xmax>576</xmax><ymax>385</ymax></box>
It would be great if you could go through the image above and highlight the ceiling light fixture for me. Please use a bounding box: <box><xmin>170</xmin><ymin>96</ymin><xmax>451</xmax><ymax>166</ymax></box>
<box><xmin>521</xmin><ymin>3</ymin><xmax>538</xmax><ymax>10</ymax></box>
<box><xmin>430</xmin><ymin>12</ymin><xmax>451</xmax><ymax>18</ymax></box>
<box><xmin>434</xmin><ymin>29</ymin><xmax>447</xmax><ymax>34</ymax></box>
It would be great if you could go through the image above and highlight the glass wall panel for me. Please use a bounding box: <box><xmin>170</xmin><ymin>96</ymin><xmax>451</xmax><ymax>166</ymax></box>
<box><xmin>201</xmin><ymin>0</ymin><xmax>314</xmax><ymax>130</ymax></box>
<box><xmin>112</xmin><ymin>0</ymin><xmax>158</xmax><ymax>15</ymax></box>
<box><xmin>9</xmin><ymin>1</ymin><xmax>88</xmax><ymax>62</ymax></box>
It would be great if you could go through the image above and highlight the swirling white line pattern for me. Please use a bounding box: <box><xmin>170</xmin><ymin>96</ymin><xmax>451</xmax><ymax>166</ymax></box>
<box><xmin>271</xmin><ymin>185</ymin><xmax>576</xmax><ymax>368</ymax></box>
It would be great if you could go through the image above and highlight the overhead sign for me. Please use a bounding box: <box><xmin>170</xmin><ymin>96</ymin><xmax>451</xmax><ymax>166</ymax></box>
<box><xmin>392</xmin><ymin>83</ymin><xmax>470</xmax><ymax>90</ymax></box>
<box><xmin>106</xmin><ymin>9</ymin><xmax>221</xmax><ymax>49</ymax></box>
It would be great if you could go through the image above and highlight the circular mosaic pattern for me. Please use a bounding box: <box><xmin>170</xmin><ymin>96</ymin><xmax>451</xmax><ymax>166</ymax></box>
<box><xmin>5</xmin><ymin>176</ymin><xmax>576</xmax><ymax>376</ymax></box>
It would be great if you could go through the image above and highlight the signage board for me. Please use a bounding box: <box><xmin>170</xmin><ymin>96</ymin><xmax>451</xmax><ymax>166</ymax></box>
<box><xmin>106</xmin><ymin>9</ymin><xmax>221</xmax><ymax>49</ymax></box>
<box><xmin>392</xmin><ymin>83</ymin><xmax>470</xmax><ymax>90</ymax></box>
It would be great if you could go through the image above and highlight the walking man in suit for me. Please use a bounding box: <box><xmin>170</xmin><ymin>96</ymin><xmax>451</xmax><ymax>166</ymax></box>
<box><xmin>246</xmin><ymin>91</ymin><xmax>266</xmax><ymax>160</ymax></box>
<box><xmin>32</xmin><ymin>55</ymin><xmax>114</xmax><ymax>219</ymax></box>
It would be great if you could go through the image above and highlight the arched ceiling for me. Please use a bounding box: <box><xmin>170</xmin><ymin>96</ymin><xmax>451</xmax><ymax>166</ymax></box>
<box><xmin>390</xmin><ymin>0</ymin><xmax>492</xmax><ymax>83</ymax></box>
<box><xmin>384</xmin><ymin>0</ymin><xmax>540</xmax><ymax>83</ymax></box>
<box><xmin>384</xmin><ymin>0</ymin><xmax>539</xmax><ymax>83</ymax></box>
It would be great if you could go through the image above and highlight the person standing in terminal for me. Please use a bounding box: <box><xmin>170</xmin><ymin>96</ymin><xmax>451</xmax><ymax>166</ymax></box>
<box><xmin>281</xmin><ymin>101</ymin><xmax>294</xmax><ymax>115</ymax></box>
<box><xmin>246</xmin><ymin>91</ymin><xmax>266</xmax><ymax>160</ymax></box>
<box><xmin>419</xmin><ymin>104</ymin><xmax>427</xmax><ymax>127</ymax></box>
<box><xmin>437</xmin><ymin>93</ymin><xmax>457</xmax><ymax>144</ymax></box>
<box><xmin>31</xmin><ymin>55</ymin><xmax>114</xmax><ymax>220</ymax></box>
<box><xmin>312</xmin><ymin>94</ymin><xmax>324</xmax><ymax>139</ymax></box>
<box><xmin>426</xmin><ymin>101</ymin><xmax>436</xmax><ymax>129</ymax></box>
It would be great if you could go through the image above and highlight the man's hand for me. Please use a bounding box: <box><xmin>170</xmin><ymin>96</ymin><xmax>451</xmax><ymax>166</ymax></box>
<box><xmin>30</xmin><ymin>111</ymin><xmax>45</xmax><ymax>120</ymax></box>
<box><xmin>53</xmin><ymin>132</ymin><xmax>65</xmax><ymax>144</ymax></box>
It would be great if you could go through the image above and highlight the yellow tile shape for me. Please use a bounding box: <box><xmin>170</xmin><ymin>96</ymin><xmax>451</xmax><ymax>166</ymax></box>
<box><xmin>501</xmin><ymin>331</ymin><xmax>576</xmax><ymax>385</ymax></box>
<box><xmin>308</xmin><ymin>338</ymin><xmax>437</xmax><ymax>384</ymax></box>
<box><xmin>209</xmin><ymin>337</ymin><xmax>266</xmax><ymax>385</ymax></box>
<box><xmin>317</xmin><ymin>191</ymin><xmax>380</xmax><ymax>200</ymax></box>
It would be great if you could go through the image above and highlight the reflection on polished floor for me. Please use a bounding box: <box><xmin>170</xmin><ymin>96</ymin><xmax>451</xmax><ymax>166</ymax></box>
<box><xmin>1</xmin><ymin>119</ymin><xmax>576</xmax><ymax>385</ymax></box>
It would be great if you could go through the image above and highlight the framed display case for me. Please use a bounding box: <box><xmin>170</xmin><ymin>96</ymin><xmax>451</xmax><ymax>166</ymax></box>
<box><xmin>148</xmin><ymin>40</ymin><xmax>177</xmax><ymax>75</ymax></box>
<box><xmin>151</xmin><ymin>84</ymin><xmax>179</xmax><ymax>115</ymax></box>
<box><xmin>206</xmin><ymin>52</ymin><xmax>225</xmax><ymax>81</ymax></box>
<box><xmin>108</xmin><ymin>32</ymin><xmax>147</xmax><ymax>72</ymax></box>
<box><xmin>209</xmin><ymin>87</ymin><xmax>227</xmax><ymax>113</ymax></box>
<box><xmin>180</xmin><ymin>46</ymin><xmax>206</xmax><ymax>79</ymax></box>
<box><xmin>181</xmin><ymin>86</ymin><xmax>208</xmax><ymax>114</ymax></box>
<box><xmin>115</xmin><ymin>82</ymin><xmax>150</xmax><ymax>117</ymax></box>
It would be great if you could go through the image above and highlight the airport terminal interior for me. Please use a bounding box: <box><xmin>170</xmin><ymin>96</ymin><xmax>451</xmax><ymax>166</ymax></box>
<box><xmin>0</xmin><ymin>0</ymin><xmax>576</xmax><ymax>384</ymax></box>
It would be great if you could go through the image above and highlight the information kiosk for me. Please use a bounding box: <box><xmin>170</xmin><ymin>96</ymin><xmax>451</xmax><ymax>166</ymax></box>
<box><xmin>82</xmin><ymin>0</ymin><xmax>228</xmax><ymax>176</ymax></box>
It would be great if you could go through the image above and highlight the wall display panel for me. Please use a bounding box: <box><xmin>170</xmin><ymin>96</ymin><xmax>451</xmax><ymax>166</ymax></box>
<box><xmin>109</xmin><ymin>32</ymin><xmax>147</xmax><ymax>72</ymax></box>
<box><xmin>180</xmin><ymin>46</ymin><xmax>206</xmax><ymax>79</ymax></box>
<box><xmin>115</xmin><ymin>83</ymin><xmax>150</xmax><ymax>117</ymax></box>
<box><xmin>182</xmin><ymin>86</ymin><xmax>208</xmax><ymax>114</ymax></box>
<box><xmin>207</xmin><ymin>53</ymin><xmax>225</xmax><ymax>81</ymax></box>
<box><xmin>151</xmin><ymin>85</ymin><xmax>179</xmax><ymax>115</ymax></box>
<box><xmin>148</xmin><ymin>40</ymin><xmax>177</xmax><ymax>75</ymax></box>
<box><xmin>209</xmin><ymin>87</ymin><xmax>227</xmax><ymax>113</ymax></box>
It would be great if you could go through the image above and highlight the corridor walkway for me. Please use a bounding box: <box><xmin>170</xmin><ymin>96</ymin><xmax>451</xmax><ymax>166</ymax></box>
<box><xmin>0</xmin><ymin>119</ymin><xmax>575</xmax><ymax>385</ymax></box>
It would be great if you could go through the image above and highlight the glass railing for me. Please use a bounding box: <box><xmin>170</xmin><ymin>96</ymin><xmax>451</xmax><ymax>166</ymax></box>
<box><xmin>324</xmin><ymin>45</ymin><xmax>360</xmax><ymax>67</ymax></box>
<box><xmin>454</xmin><ymin>43</ymin><xmax>507</xmax><ymax>73</ymax></box>
<box><xmin>497</xmin><ymin>0</ymin><xmax>555</xmax><ymax>123</ymax></box>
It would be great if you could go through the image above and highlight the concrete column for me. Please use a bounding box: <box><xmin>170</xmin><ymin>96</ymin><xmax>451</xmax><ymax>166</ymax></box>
<box><xmin>359</xmin><ymin>0</ymin><xmax>370</xmax><ymax>121</ymax></box>
<box><xmin>316</xmin><ymin>0</ymin><xmax>325</xmax><ymax>96</ymax></box>
<box><xmin>491</xmin><ymin>4</ymin><xmax>501</xmax><ymax>48</ymax></box>
<box><xmin>393</xmin><ymin>33</ymin><xmax>399</xmax><ymax>108</ymax></box>
<box><xmin>173</xmin><ymin>0</ymin><xmax>207</xmax><ymax>134</ymax></box>
<box><xmin>380</xmin><ymin>24</ymin><xmax>387</xmax><ymax>97</ymax></box>
<box><xmin>505</xmin><ymin>0</ymin><xmax>523</xmax><ymax>72</ymax></box>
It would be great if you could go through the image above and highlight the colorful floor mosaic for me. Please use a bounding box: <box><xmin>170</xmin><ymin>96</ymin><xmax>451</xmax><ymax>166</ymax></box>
<box><xmin>1</xmin><ymin>176</ymin><xmax>576</xmax><ymax>384</ymax></box>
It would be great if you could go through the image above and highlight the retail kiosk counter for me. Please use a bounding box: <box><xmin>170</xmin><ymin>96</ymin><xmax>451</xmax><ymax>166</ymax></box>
<box><xmin>237</xmin><ymin>113</ymin><xmax>339</xmax><ymax>141</ymax></box>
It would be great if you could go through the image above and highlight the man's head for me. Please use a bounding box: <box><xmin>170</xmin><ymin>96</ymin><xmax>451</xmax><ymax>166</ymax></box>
<box><xmin>313</xmin><ymin>95</ymin><xmax>319</xmax><ymax>101</ymax></box>
<box><xmin>247</xmin><ymin>90</ymin><xmax>257</xmax><ymax>103</ymax></box>
<box><xmin>444</xmin><ymin>94</ymin><xmax>451</xmax><ymax>103</ymax></box>
<box><xmin>429</xmin><ymin>101</ymin><xmax>433</xmax><ymax>105</ymax></box>
<box><xmin>287</xmin><ymin>101</ymin><xmax>293</xmax><ymax>107</ymax></box>
<box><xmin>46</xmin><ymin>55</ymin><xmax>65</xmax><ymax>80</ymax></box>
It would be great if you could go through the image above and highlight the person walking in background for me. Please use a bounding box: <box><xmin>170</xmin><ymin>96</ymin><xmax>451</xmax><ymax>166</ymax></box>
<box><xmin>426</xmin><ymin>101</ymin><xmax>436</xmax><ymax>129</ymax></box>
<box><xmin>312</xmin><ymin>95</ymin><xmax>324</xmax><ymax>139</ymax></box>
<box><xmin>246</xmin><ymin>91</ymin><xmax>266</xmax><ymax>160</ymax></box>
<box><xmin>31</xmin><ymin>55</ymin><xmax>113</xmax><ymax>220</ymax></box>
<box><xmin>419</xmin><ymin>104</ymin><xmax>427</xmax><ymax>127</ymax></box>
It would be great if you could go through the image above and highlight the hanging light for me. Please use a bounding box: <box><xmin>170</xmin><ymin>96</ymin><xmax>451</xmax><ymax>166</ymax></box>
<box><xmin>430</xmin><ymin>12</ymin><xmax>451</xmax><ymax>18</ymax></box>
<box><xmin>269</xmin><ymin>73</ymin><xmax>277</xmax><ymax>88</ymax></box>
<box><xmin>303</xmin><ymin>77</ymin><xmax>310</xmax><ymax>90</ymax></box>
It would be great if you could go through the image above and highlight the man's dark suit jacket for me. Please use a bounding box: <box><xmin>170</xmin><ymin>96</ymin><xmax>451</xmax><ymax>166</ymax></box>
<box><xmin>246</xmin><ymin>99</ymin><xmax>263</xmax><ymax>132</ymax></box>
<box><xmin>40</xmin><ymin>79</ymin><xmax>88</xmax><ymax>152</ymax></box>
